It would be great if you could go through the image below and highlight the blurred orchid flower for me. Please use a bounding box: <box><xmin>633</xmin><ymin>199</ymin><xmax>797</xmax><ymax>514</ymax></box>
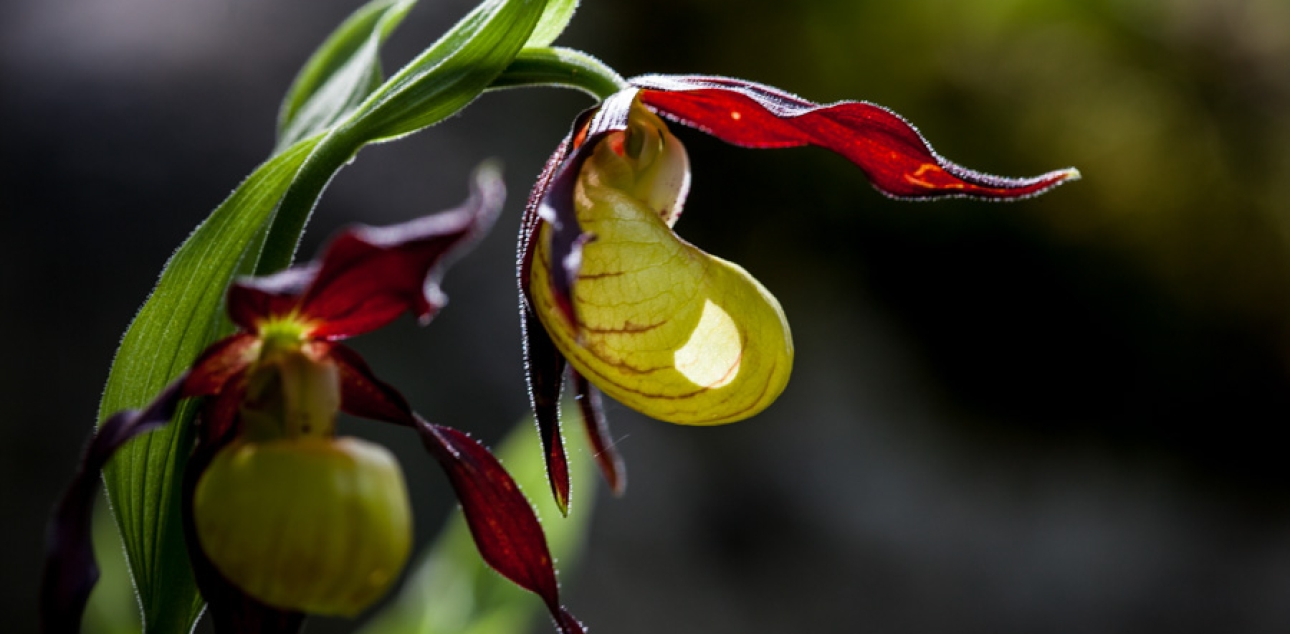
<box><xmin>43</xmin><ymin>167</ymin><xmax>585</xmax><ymax>634</ymax></box>
<box><xmin>518</xmin><ymin>75</ymin><xmax>1080</xmax><ymax>512</ymax></box>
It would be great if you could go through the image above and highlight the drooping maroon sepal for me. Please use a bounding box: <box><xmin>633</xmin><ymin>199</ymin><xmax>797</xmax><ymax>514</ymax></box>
<box><xmin>521</xmin><ymin>306</ymin><xmax>572</xmax><ymax>514</ymax></box>
<box><xmin>40</xmin><ymin>375</ymin><xmax>188</xmax><ymax>634</ymax></box>
<box><xmin>413</xmin><ymin>416</ymin><xmax>584</xmax><ymax>634</ymax></box>
<box><xmin>184</xmin><ymin>333</ymin><xmax>261</xmax><ymax>398</ymax></box>
<box><xmin>631</xmin><ymin>74</ymin><xmax>1079</xmax><ymax>200</ymax></box>
<box><xmin>329</xmin><ymin>343</ymin><xmax>416</xmax><ymax>426</ymax></box>
<box><xmin>571</xmin><ymin>371</ymin><xmax>625</xmax><ymax>496</ymax></box>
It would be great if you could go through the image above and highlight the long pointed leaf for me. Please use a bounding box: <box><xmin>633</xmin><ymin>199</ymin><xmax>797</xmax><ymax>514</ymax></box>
<box><xmin>343</xmin><ymin>0</ymin><xmax>551</xmax><ymax>143</ymax></box>
<box><xmin>99</xmin><ymin>136</ymin><xmax>320</xmax><ymax>634</ymax></box>
<box><xmin>277</xmin><ymin>0</ymin><xmax>418</xmax><ymax>149</ymax></box>
<box><xmin>523</xmin><ymin>0</ymin><xmax>579</xmax><ymax>49</ymax></box>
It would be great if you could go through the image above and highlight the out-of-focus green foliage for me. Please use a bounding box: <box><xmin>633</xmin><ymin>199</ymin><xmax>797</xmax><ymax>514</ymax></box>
<box><xmin>84</xmin><ymin>495</ymin><xmax>143</xmax><ymax>634</ymax></box>
<box><xmin>361</xmin><ymin>406</ymin><xmax>597</xmax><ymax>634</ymax></box>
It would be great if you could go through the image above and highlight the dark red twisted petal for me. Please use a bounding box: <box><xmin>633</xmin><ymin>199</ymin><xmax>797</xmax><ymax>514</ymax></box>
<box><xmin>632</xmin><ymin>74</ymin><xmax>1079</xmax><ymax>200</ymax></box>
<box><xmin>571</xmin><ymin>371</ymin><xmax>625</xmax><ymax>496</ymax></box>
<box><xmin>414</xmin><ymin>417</ymin><xmax>585</xmax><ymax>634</ymax></box>
<box><xmin>517</xmin><ymin>101</ymin><xmax>640</xmax><ymax>513</ymax></box>
<box><xmin>517</xmin><ymin>125</ymin><xmax>574</xmax><ymax>305</ymax></box>
<box><xmin>40</xmin><ymin>375</ymin><xmax>188</xmax><ymax>634</ymax></box>
<box><xmin>525</xmin><ymin>91</ymin><xmax>639</xmax><ymax>329</ymax></box>
<box><xmin>183</xmin><ymin>333</ymin><xmax>260</xmax><ymax>398</ymax></box>
<box><xmin>298</xmin><ymin>167</ymin><xmax>505</xmax><ymax>340</ymax></box>
<box><xmin>522</xmin><ymin>306</ymin><xmax>571</xmax><ymax>514</ymax></box>
<box><xmin>328</xmin><ymin>343</ymin><xmax>416</xmax><ymax>426</ymax></box>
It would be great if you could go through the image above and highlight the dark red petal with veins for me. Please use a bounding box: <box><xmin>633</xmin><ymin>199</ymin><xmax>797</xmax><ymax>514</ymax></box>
<box><xmin>227</xmin><ymin>265</ymin><xmax>318</xmax><ymax>332</ymax></box>
<box><xmin>329</xmin><ymin>343</ymin><xmax>416</xmax><ymax>426</ymax></box>
<box><xmin>183</xmin><ymin>333</ymin><xmax>260</xmax><ymax>398</ymax></box>
<box><xmin>571</xmin><ymin>371</ymin><xmax>626</xmax><ymax>496</ymax></box>
<box><xmin>41</xmin><ymin>375</ymin><xmax>187</xmax><ymax>634</ymax></box>
<box><xmin>522</xmin><ymin>306</ymin><xmax>571</xmax><ymax>514</ymax></box>
<box><xmin>414</xmin><ymin>417</ymin><xmax>584</xmax><ymax>634</ymax></box>
<box><xmin>523</xmin><ymin>92</ymin><xmax>638</xmax><ymax>329</ymax></box>
<box><xmin>632</xmin><ymin>74</ymin><xmax>1079</xmax><ymax>200</ymax></box>
<box><xmin>298</xmin><ymin>166</ymin><xmax>505</xmax><ymax>340</ymax></box>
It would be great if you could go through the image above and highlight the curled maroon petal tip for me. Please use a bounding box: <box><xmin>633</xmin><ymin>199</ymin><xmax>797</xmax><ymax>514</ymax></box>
<box><xmin>521</xmin><ymin>281</ymin><xmax>574</xmax><ymax>513</ymax></box>
<box><xmin>555</xmin><ymin>607</ymin><xmax>588</xmax><ymax>634</ymax></box>
<box><xmin>572</xmin><ymin>372</ymin><xmax>626</xmax><ymax>496</ymax></box>
<box><xmin>414</xmin><ymin>416</ymin><xmax>583</xmax><ymax>633</ymax></box>
<box><xmin>631</xmin><ymin>74</ymin><xmax>1079</xmax><ymax>201</ymax></box>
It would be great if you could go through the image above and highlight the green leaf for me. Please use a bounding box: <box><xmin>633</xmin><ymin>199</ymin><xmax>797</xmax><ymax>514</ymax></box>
<box><xmin>360</xmin><ymin>405</ymin><xmax>598</xmax><ymax>634</ymax></box>
<box><xmin>523</xmin><ymin>0</ymin><xmax>579</xmax><ymax>49</ymax></box>
<box><xmin>276</xmin><ymin>0</ymin><xmax>418</xmax><ymax>150</ymax></box>
<box><xmin>100</xmin><ymin>136</ymin><xmax>321</xmax><ymax>634</ymax></box>
<box><xmin>257</xmin><ymin>0</ymin><xmax>554</xmax><ymax>275</ymax></box>
<box><xmin>342</xmin><ymin>0</ymin><xmax>551</xmax><ymax>143</ymax></box>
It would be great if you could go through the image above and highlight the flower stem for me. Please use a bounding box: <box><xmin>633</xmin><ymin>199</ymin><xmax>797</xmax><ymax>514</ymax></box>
<box><xmin>254</xmin><ymin>46</ymin><xmax>629</xmax><ymax>276</ymax></box>
<box><xmin>253</xmin><ymin>130</ymin><xmax>363</xmax><ymax>276</ymax></box>
<box><xmin>492</xmin><ymin>47</ymin><xmax>629</xmax><ymax>100</ymax></box>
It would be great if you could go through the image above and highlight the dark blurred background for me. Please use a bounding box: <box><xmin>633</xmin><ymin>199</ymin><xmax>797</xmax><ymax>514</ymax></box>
<box><xmin>5</xmin><ymin>0</ymin><xmax>1290</xmax><ymax>632</ymax></box>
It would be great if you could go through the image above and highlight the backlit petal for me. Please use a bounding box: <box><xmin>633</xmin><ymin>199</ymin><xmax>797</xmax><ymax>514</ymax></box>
<box><xmin>414</xmin><ymin>418</ymin><xmax>584</xmax><ymax>634</ymax></box>
<box><xmin>300</xmin><ymin>165</ymin><xmax>504</xmax><ymax>340</ymax></box>
<box><xmin>632</xmin><ymin>74</ymin><xmax>1079</xmax><ymax>200</ymax></box>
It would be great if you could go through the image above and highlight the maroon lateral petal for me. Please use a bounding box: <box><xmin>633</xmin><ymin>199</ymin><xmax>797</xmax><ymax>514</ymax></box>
<box><xmin>524</xmin><ymin>91</ymin><xmax>638</xmax><ymax>329</ymax></box>
<box><xmin>328</xmin><ymin>343</ymin><xmax>415</xmax><ymax>426</ymax></box>
<box><xmin>297</xmin><ymin>166</ymin><xmax>504</xmax><ymax>340</ymax></box>
<box><xmin>518</xmin><ymin>125</ymin><xmax>574</xmax><ymax>305</ymax></box>
<box><xmin>198</xmin><ymin>368</ymin><xmax>248</xmax><ymax>447</ymax></box>
<box><xmin>227</xmin><ymin>265</ymin><xmax>318</xmax><ymax>332</ymax></box>
<box><xmin>571</xmin><ymin>371</ymin><xmax>626</xmax><ymax>496</ymax></box>
<box><xmin>40</xmin><ymin>375</ymin><xmax>188</xmax><ymax>634</ymax></box>
<box><xmin>183</xmin><ymin>420</ymin><xmax>305</xmax><ymax>634</ymax></box>
<box><xmin>632</xmin><ymin>74</ymin><xmax>1079</xmax><ymax>201</ymax></box>
<box><xmin>414</xmin><ymin>417</ymin><xmax>583</xmax><ymax>634</ymax></box>
<box><xmin>522</xmin><ymin>306</ymin><xmax>572</xmax><ymax>514</ymax></box>
<box><xmin>183</xmin><ymin>333</ymin><xmax>260</xmax><ymax>398</ymax></box>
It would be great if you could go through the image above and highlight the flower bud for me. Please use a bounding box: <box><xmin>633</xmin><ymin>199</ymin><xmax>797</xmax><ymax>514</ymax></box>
<box><xmin>193</xmin><ymin>436</ymin><xmax>413</xmax><ymax>616</ymax></box>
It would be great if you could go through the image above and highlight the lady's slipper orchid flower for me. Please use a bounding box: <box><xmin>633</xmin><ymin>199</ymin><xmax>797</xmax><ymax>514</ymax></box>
<box><xmin>518</xmin><ymin>75</ymin><xmax>1080</xmax><ymax>511</ymax></box>
<box><xmin>43</xmin><ymin>168</ymin><xmax>585</xmax><ymax>634</ymax></box>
